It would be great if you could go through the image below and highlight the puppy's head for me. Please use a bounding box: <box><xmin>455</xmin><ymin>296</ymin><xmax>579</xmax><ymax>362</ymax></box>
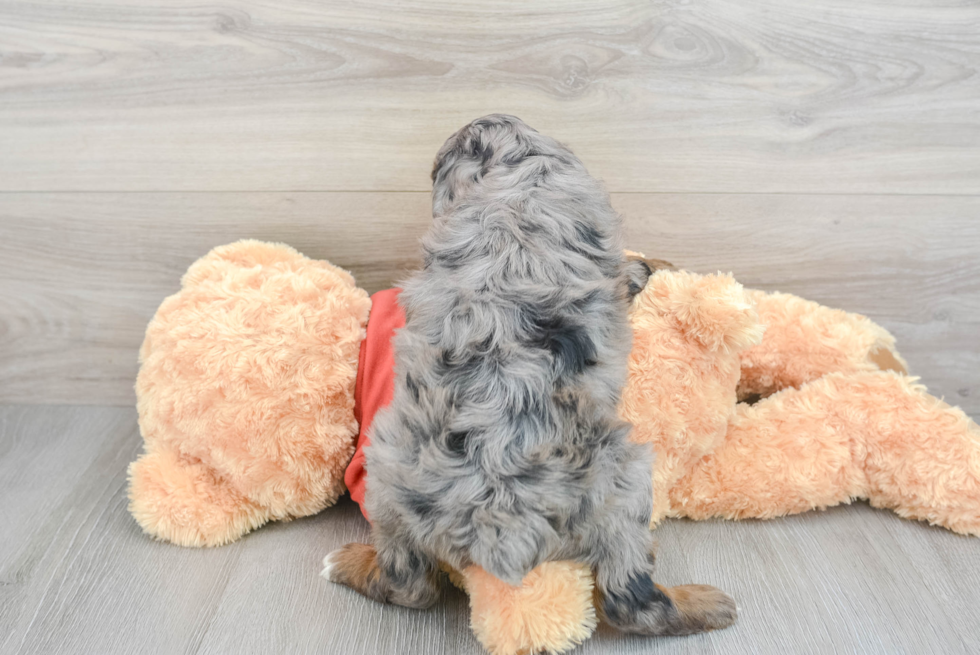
<box><xmin>431</xmin><ymin>114</ymin><xmax>573</xmax><ymax>217</ymax></box>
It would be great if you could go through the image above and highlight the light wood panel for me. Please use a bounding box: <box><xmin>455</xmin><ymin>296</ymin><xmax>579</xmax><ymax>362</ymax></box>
<box><xmin>1</xmin><ymin>0</ymin><xmax>979</xmax><ymax>193</ymax></box>
<box><xmin>1</xmin><ymin>404</ymin><xmax>978</xmax><ymax>655</ymax></box>
<box><xmin>1</xmin><ymin>191</ymin><xmax>977</xmax><ymax>416</ymax></box>
<box><xmin>2</xmin><ymin>2</ymin><xmax>979</xmax><ymax>654</ymax></box>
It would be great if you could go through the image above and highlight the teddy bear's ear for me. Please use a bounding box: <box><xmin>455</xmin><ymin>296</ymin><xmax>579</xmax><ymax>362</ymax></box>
<box><xmin>638</xmin><ymin>270</ymin><xmax>765</xmax><ymax>354</ymax></box>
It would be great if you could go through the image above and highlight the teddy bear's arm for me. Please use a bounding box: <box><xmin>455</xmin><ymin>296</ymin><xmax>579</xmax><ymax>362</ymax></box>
<box><xmin>737</xmin><ymin>289</ymin><xmax>908</xmax><ymax>403</ymax></box>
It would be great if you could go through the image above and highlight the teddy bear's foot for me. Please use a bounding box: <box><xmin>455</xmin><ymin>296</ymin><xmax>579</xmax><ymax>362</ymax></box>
<box><xmin>854</xmin><ymin>372</ymin><xmax>980</xmax><ymax>537</ymax></box>
<box><xmin>460</xmin><ymin>562</ymin><xmax>597</xmax><ymax>655</ymax></box>
<box><xmin>600</xmin><ymin>581</ymin><xmax>737</xmax><ymax>636</ymax></box>
<box><xmin>128</xmin><ymin>449</ymin><xmax>270</xmax><ymax>547</ymax></box>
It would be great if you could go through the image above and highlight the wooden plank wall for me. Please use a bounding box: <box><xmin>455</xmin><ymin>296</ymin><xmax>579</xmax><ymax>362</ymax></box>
<box><xmin>1</xmin><ymin>0</ymin><xmax>978</xmax><ymax>413</ymax></box>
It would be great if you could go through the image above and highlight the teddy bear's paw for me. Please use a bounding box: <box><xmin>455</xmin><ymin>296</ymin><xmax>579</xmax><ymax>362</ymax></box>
<box><xmin>672</xmin><ymin>275</ymin><xmax>763</xmax><ymax>354</ymax></box>
<box><xmin>638</xmin><ymin>270</ymin><xmax>764</xmax><ymax>355</ymax></box>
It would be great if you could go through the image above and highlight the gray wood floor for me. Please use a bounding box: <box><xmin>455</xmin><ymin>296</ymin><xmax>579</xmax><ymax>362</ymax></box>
<box><xmin>2</xmin><ymin>0</ymin><xmax>979</xmax><ymax>653</ymax></box>
<box><xmin>1</xmin><ymin>404</ymin><xmax>979</xmax><ymax>655</ymax></box>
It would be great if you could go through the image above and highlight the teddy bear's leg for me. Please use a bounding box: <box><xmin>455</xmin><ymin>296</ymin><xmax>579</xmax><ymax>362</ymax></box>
<box><xmin>737</xmin><ymin>289</ymin><xmax>908</xmax><ymax>403</ymax></box>
<box><xmin>321</xmin><ymin>511</ymin><xmax>442</xmax><ymax>608</ymax></box>
<box><xmin>587</xmin><ymin>450</ymin><xmax>737</xmax><ymax>636</ymax></box>
<box><xmin>671</xmin><ymin>371</ymin><xmax>980</xmax><ymax>536</ymax></box>
<box><xmin>669</xmin><ymin>377</ymin><xmax>866</xmax><ymax>521</ymax></box>
<box><xmin>845</xmin><ymin>372</ymin><xmax>980</xmax><ymax>536</ymax></box>
<box><xmin>127</xmin><ymin>448</ymin><xmax>272</xmax><ymax>547</ymax></box>
<box><xmin>459</xmin><ymin>561</ymin><xmax>597</xmax><ymax>655</ymax></box>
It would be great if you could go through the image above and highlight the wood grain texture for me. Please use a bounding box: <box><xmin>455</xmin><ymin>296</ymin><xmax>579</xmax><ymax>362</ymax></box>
<box><xmin>1</xmin><ymin>404</ymin><xmax>978</xmax><ymax>655</ymax></box>
<box><xmin>2</xmin><ymin>0</ymin><xmax>980</xmax><ymax>193</ymax></box>
<box><xmin>1</xmin><ymin>191</ymin><xmax>977</xmax><ymax>416</ymax></box>
<box><xmin>2</xmin><ymin>2</ymin><xmax>979</xmax><ymax>653</ymax></box>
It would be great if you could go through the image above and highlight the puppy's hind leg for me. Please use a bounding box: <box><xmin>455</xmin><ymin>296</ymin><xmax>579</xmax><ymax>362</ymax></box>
<box><xmin>588</xmin><ymin>448</ymin><xmax>737</xmax><ymax>636</ymax></box>
<box><xmin>322</xmin><ymin>516</ymin><xmax>441</xmax><ymax>609</ymax></box>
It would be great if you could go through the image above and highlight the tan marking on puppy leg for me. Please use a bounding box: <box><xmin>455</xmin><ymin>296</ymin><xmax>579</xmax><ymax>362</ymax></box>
<box><xmin>322</xmin><ymin>542</ymin><xmax>389</xmax><ymax>603</ymax></box>
<box><xmin>657</xmin><ymin>583</ymin><xmax>738</xmax><ymax>635</ymax></box>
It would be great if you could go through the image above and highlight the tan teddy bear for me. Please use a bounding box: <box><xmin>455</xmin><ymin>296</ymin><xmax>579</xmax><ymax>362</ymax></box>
<box><xmin>128</xmin><ymin>241</ymin><xmax>980</xmax><ymax>655</ymax></box>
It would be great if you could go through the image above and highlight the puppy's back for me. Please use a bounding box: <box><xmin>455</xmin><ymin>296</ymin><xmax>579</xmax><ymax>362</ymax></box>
<box><xmin>366</xmin><ymin>115</ymin><xmax>636</xmax><ymax>584</ymax></box>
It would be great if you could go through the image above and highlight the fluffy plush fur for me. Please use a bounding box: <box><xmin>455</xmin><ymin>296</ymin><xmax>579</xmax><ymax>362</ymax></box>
<box><xmin>324</xmin><ymin>115</ymin><xmax>736</xmax><ymax>635</ymax></box>
<box><xmin>673</xmin><ymin>289</ymin><xmax>980</xmax><ymax>533</ymax></box>
<box><xmin>129</xmin><ymin>239</ymin><xmax>980</xmax><ymax>654</ymax></box>
<box><xmin>451</xmin><ymin>561</ymin><xmax>597</xmax><ymax>655</ymax></box>
<box><xmin>624</xmin><ymin>268</ymin><xmax>980</xmax><ymax>532</ymax></box>
<box><xmin>737</xmin><ymin>289</ymin><xmax>910</xmax><ymax>402</ymax></box>
<box><xmin>460</xmin><ymin>267</ymin><xmax>980</xmax><ymax>655</ymax></box>
<box><xmin>129</xmin><ymin>240</ymin><xmax>371</xmax><ymax>547</ymax></box>
<box><xmin>620</xmin><ymin>267</ymin><xmax>765</xmax><ymax>524</ymax></box>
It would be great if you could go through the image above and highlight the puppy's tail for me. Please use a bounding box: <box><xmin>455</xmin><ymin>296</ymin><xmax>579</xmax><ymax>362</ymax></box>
<box><xmin>468</xmin><ymin>518</ymin><xmax>553</xmax><ymax>586</ymax></box>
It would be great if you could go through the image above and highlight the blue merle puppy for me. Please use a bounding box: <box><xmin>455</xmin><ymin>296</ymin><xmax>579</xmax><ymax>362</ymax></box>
<box><xmin>323</xmin><ymin>114</ymin><xmax>736</xmax><ymax>636</ymax></box>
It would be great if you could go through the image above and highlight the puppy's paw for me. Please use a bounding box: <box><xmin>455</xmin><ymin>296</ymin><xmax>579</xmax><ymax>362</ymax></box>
<box><xmin>320</xmin><ymin>549</ymin><xmax>341</xmax><ymax>582</ymax></box>
<box><xmin>663</xmin><ymin>584</ymin><xmax>738</xmax><ymax>634</ymax></box>
<box><xmin>601</xmin><ymin>580</ymin><xmax>737</xmax><ymax>636</ymax></box>
<box><xmin>320</xmin><ymin>542</ymin><xmax>378</xmax><ymax>589</ymax></box>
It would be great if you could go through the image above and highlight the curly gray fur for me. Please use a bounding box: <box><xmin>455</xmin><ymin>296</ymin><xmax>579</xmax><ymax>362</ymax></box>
<box><xmin>328</xmin><ymin>115</ymin><xmax>735</xmax><ymax>635</ymax></box>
